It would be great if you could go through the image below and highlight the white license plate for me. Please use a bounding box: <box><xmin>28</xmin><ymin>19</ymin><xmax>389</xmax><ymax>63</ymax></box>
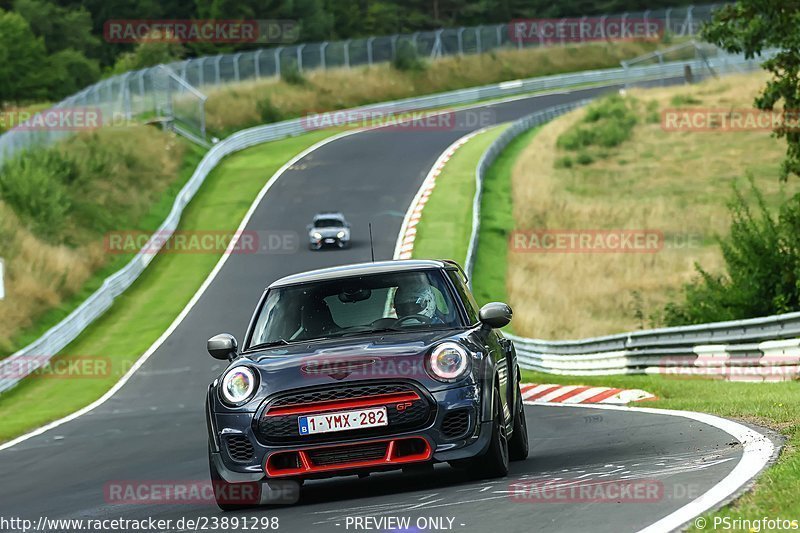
<box><xmin>298</xmin><ymin>407</ymin><xmax>387</xmax><ymax>435</ymax></box>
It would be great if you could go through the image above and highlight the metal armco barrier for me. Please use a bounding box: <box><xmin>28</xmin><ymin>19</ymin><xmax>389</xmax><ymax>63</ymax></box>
<box><xmin>0</xmin><ymin>51</ymin><xmax>770</xmax><ymax>393</ymax></box>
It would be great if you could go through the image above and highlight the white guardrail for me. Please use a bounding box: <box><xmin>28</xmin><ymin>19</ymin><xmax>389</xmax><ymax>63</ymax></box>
<box><xmin>463</xmin><ymin>51</ymin><xmax>799</xmax><ymax>379</ymax></box>
<box><xmin>0</xmin><ymin>51</ymin><xmax>779</xmax><ymax>393</ymax></box>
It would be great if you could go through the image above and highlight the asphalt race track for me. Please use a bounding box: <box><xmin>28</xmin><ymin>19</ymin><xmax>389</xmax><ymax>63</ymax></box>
<box><xmin>0</xmin><ymin>84</ymin><xmax>767</xmax><ymax>533</ymax></box>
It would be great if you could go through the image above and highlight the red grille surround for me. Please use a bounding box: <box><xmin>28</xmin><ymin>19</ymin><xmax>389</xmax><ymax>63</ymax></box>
<box><xmin>265</xmin><ymin>437</ymin><xmax>432</xmax><ymax>477</ymax></box>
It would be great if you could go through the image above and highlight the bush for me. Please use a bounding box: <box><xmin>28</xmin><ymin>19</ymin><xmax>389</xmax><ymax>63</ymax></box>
<box><xmin>576</xmin><ymin>152</ymin><xmax>594</xmax><ymax>165</ymax></box>
<box><xmin>670</xmin><ymin>94</ymin><xmax>702</xmax><ymax>106</ymax></box>
<box><xmin>664</xmin><ymin>178</ymin><xmax>800</xmax><ymax>325</ymax></box>
<box><xmin>392</xmin><ymin>40</ymin><xmax>425</xmax><ymax>72</ymax></box>
<box><xmin>554</xmin><ymin>156</ymin><xmax>573</xmax><ymax>168</ymax></box>
<box><xmin>257</xmin><ymin>97</ymin><xmax>285</xmax><ymax>124</ymax></box>
<box><xmin>557</xmin><ymin>94</ymin><xmax>638</xmax><ymax>152</ymax></box>
<box><xmin>280</xmin><ymin>60</ymin><xmax>307</xmax><ymax>86</ymax></box>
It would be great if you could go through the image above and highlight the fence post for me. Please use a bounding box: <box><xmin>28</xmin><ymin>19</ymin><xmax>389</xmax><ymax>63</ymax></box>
<box><xmin>580</xmin><ymin>16</ymin><xmax>587</xmax><ymax>44</ymax></box>
<box><xmin>296</xmin><ymin>44</ymin><xmax>305</xmax><ymax>71</ymax></box>
<box><xmin>344</xmin><ymin>40</ymin><xmax>351</xmax><ymax>68</ymax></box>
<box><xmin>214</xmin><ymin>55</ymin><xmax>222</xmax><ymax>85</ymax></box>
<box><xmin>560</xmin><ymin>18</ymin><xmax>567</xmax><ymax>46</ymax></box>
<box><xmin>254</xmin><ymin>49</ymin><xmax>263</xmax><ymax>78</ymax></box>
<box><xmin>233</xmin><ymin>52</ymin><xmax>242</xmax><ymax>82</ymax></box>
<box><xmin>320</xmin><ymin>42</ymin><xmax>328</xmax><ymax>70</ymax></box>
<box><xmin>0</xmin><ymin>258</ymin><xmax>5</xmax><ymax>301</ymax></box>
<box><xmin>121</xmin><ymin>72</ymin><xmax>132</xmax><ymax>121</ymax></box>
<box><xmin>390</xmin><ymin>35</ymin><xmax>399</xmax><ymax>60</ymax></box>
<box><xmin>687</xmin><ymin>5</ymin><xmax>695</xmax><ymax>37</ymax></box>
<box><xmin>621</xmin><ymin>12</ymin><xmax>628</xmax><ymax>41</ymax></box>
<box><xmin>496</xmin><ymin>25</ymin><xmax>502</xmax><ymax>48</ymax></box>
<box><xmin>600</xmin><ymin>14</ymin><xmax>608</xmax><ymax>40</ymax></box>
<box><xmin>367</xmin><ymin>37</ymin><xmax>375</xmax><ymax>65</ymax></box>
<box><xmin>475</xmin><ymin>26</ymin><xmax>482</xmax><ymax>54</ymax></box>
<box><xmin>274</xmin><ymin>47</ymin><xmax>283</xmax><ymax>77</ymax></box>
<box><xmin>665</xmin><ymin>8</ymin><xmax>672</xmax><ymax>36</ymax></box>
<box><xmin>457</xmin><ymin>27</ymin><xmax>465</xmax><ymax>55</ymax></box>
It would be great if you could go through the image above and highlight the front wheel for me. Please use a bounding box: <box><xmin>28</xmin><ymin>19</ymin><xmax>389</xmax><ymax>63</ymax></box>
<box><xmin>470</xmin><ymin>385</ymin><xmax>509</xmax><ymax>479</ymax></box>
<box><xmin>508</xmin><ymin>381</ymin><xmax>529</xmax><ymax>461</ymax></box>
<box><xmin>208</xmin><ymin>447</ymin><xmax>260</xmax><ymax>511</ymax></box>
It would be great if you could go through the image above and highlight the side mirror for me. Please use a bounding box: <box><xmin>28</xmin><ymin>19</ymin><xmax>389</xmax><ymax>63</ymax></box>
<box><xmin>208</xmin><ymin>333</ymin><xmax>238</xmax><ymax>360</ymax></box>
<box><xmin>479</xmin><ymin>302</ymin><xmax>512</xmax><ymax>329</ymax></box>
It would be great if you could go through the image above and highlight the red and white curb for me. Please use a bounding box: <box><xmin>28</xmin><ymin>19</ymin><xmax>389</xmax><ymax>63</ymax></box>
<box><xmin>395</xmin><ymin>128</ymin><xmax>488</xmax><ymax>260</ymax></box>
<box><xmin>521</xmin><ymin>383</ymin><xmax>655</xmax><ymax>404</ymax></box>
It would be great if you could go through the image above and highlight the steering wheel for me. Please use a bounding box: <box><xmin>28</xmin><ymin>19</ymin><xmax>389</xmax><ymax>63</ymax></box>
<box><xmin>393</xmin><ymin>314</ymin><xmax>433</xmax><ymax>326</ymax></box>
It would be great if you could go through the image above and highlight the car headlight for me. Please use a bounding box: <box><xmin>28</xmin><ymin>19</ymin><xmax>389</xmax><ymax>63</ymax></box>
<box><xmin>337</xmin><ymin>231</ymin><xmax>346</xmax><ymax>239</ymax></box>
<box><xmin>220</xmin><ymin>366</ymin><xmax>258</xmax><ymax>405</ymax></box>
<box><xmin>427</xmin><ymin>342</ymin><xmax>470</xmax><ymax>381</ymax></box>
<box><xmin>312</xmin><ymin>232</ymin><xmax>322</xmax><ymax>240</ymax></box>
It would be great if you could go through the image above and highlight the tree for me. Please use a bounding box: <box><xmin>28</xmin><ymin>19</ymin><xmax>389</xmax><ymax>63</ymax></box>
<box><xmin>13</xmin><ymin>0</ymin><xmax>99</xmax><ymax>57</ymax></box>
<box><xmin>0</xmin><ymin>9</ymin><xmax>47</xmax><ymax>103</ymax></box>
<box><xmin>111</xmin><ymin>37</ymin><xmax>186</xmax><ymax>74</ymax></box>
<box><xmin>703</xmin><ymin>1</ymin><xmax>800</xmax><ymax>181</ymax></box>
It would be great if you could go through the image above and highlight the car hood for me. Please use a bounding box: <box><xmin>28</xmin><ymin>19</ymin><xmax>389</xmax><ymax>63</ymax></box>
<box><xmin>243</xmin><ymin>329</ymin><xmax>478</xmax><ymax>394</ymax></box>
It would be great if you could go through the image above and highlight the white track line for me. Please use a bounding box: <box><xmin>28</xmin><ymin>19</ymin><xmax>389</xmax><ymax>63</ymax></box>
<box><xmin>1</xmin><ymin>86</ymin><xmax>598</xmax><ymax>452</ymax></box>
<box><xmin>0</xmin><ymin>129</ymin><xmax>365</xmax><ymax>453</ymax></box>
<box><xmin>528</xmin><ymin>401</ymin><xmax>776</xmax><ymax>532</ymax></box>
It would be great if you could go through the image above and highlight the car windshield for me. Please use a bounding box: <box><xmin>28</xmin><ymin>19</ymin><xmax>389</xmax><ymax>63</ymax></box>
<box><xmin>248</xmin><ymin>270</ymin><xmax>464</xmax><ymax>347</ymax></box>
<box><xmin>314</xmin><ymin>218</ymin><xmax>343</xmax><ymax>228</ymax></box>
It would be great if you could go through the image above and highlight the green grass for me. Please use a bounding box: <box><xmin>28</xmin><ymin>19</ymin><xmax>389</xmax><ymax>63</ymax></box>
<box><xmin>412</xmin><ymin>125</ymin><xmax>509</xmax><ymax>265</ymax></box>
<box><xmin>520</xmin><ymin>371</ymin><xmax>800</xmax><ymax>527</ymax></box>
<box><xmin>0</xmin><ymin>129</ymin><xmax>338</xmax><ymax>442</ymax></box>
<box><xmin>471</xmin><ymin>127</ymin><xmax>540</xmax><ymax>310</ymax></box>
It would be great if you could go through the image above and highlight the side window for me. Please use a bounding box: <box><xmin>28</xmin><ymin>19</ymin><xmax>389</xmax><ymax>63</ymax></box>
<box><xmin>447</xmin><ymin>271</ymin><xmax>479</xmax><ymax>324</ymax></box>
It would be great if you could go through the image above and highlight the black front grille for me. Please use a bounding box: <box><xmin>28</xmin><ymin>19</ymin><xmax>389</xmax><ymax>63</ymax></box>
<box><xmin>441</xmin><ymin>409</ymin><xmax>470</xmax><ymax>438</ymax></box>
<box><xmin>225</xmin><ymin>435</ymin><xmax>255</xmax><ymax>462</ymax></box>
<box><xmin>307</xmin><ymin>442</ymin><xmax>388</xmax><ymax>466</ymax></box>
<box><xmin>270</xmin><ymin>383</ymin><xmax>412</xmax><ymax>407</ymax></box>
<box><xmin>257</xmin><ymin>382</ymin><xmax>434</xmax><ymax>445</ymax></box>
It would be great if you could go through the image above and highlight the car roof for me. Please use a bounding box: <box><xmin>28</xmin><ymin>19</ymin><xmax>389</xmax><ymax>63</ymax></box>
<box><xmin>269</xmin><ymin>259</ymin><xmax>449</xmax><ymax>288</ymax></box>
<box><xmin>313</xmin><ymin>212</ymin><xmax>345</xmax><ymax>220</ymax></box>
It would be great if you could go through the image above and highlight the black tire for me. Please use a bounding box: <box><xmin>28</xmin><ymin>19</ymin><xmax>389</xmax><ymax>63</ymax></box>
<box><xmin>508</xmin><ymin>381</ymin><xmax>529</xmax><ymax>461</ymax></box>
<box><xmin>208</xmin><ymin>447</ymin><xmax>260</xmax><ymax>511</ymax></box>
<box><xmin>470</xmin><ymin>385</ymin><xmax>509</xmax><ymax>479</ymax></box>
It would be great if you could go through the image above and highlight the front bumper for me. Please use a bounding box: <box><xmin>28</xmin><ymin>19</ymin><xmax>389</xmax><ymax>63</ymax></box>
<box><xmin>309</xmin><ymin>236</ymin><xmax>348</xmax><ymax>249</ymax></box>
<box><xmin>210</xmin><ymin>382</ymin><xmax>487</xmax><ymax>483</ymax></box>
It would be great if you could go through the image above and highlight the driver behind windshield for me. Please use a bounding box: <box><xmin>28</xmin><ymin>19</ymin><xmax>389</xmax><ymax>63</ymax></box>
<box><xmin>393</xmin><ymin>280</ymin><xmax>448</xmax><ymax>324</ymax></box>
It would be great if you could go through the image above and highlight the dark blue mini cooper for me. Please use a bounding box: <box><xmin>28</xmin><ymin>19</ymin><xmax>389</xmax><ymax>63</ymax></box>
<box><xmin>205</xmin><ymin>259</ymin><xmax>528</xmax><ymax>509</ymax></box>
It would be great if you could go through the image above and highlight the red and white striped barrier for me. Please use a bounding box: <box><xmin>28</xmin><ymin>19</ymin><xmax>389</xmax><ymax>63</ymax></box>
<box><xmin>396</xmin><ymin>129</ymin><xmax>486</xmax><ymax>260</ymax></box>
<box><xmin>521</xmin><ymin>383</ymin><xmax>655</xmax><ymax>405</ymax></box>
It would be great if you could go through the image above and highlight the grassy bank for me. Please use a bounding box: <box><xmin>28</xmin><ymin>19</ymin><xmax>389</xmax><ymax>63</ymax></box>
<box><xmin>0</xmin><ymin>126</ymin><xmax>201</xmax><ymax>356</ymax></box>
<box><xmin>204</xmin><ymin>40</ymin><xmax>662</xmax><ymax>137</ymax></box>
<box><xmin>520</xmin><ymin>370</ymin><xmax>799</xmax><ymax>527</ymax></box>
<box><xmin>0</xmin><ymin>129</ymin><xmax>338</xmax><ymax>441</ymax></box>
<box><xmin>507</xmin><ymin>72</ymin><xmax>796</xmax><ymax>339</ymax></box>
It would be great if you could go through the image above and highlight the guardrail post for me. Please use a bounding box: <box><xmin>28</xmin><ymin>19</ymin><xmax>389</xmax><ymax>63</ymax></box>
<box><xmin>320</xmin><ymin>42</ymin><xmax>328</xmax><ymax>70</ymax></box>
<box><xmin>254</xmin><ymin>49</ymin><xmax>263</xmax><ymax>78</ymax></box>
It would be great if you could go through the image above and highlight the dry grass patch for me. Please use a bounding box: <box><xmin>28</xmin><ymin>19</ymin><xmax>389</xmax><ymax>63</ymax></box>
<box><xmin>508</xmin><ymin>72</ymin><xmax>796</xmax><ymax>339</ymax></box>
<box><xmin>204</xmin><ymin>40</ymin><xmax>662</xmax><ymax>136</ymax></box>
